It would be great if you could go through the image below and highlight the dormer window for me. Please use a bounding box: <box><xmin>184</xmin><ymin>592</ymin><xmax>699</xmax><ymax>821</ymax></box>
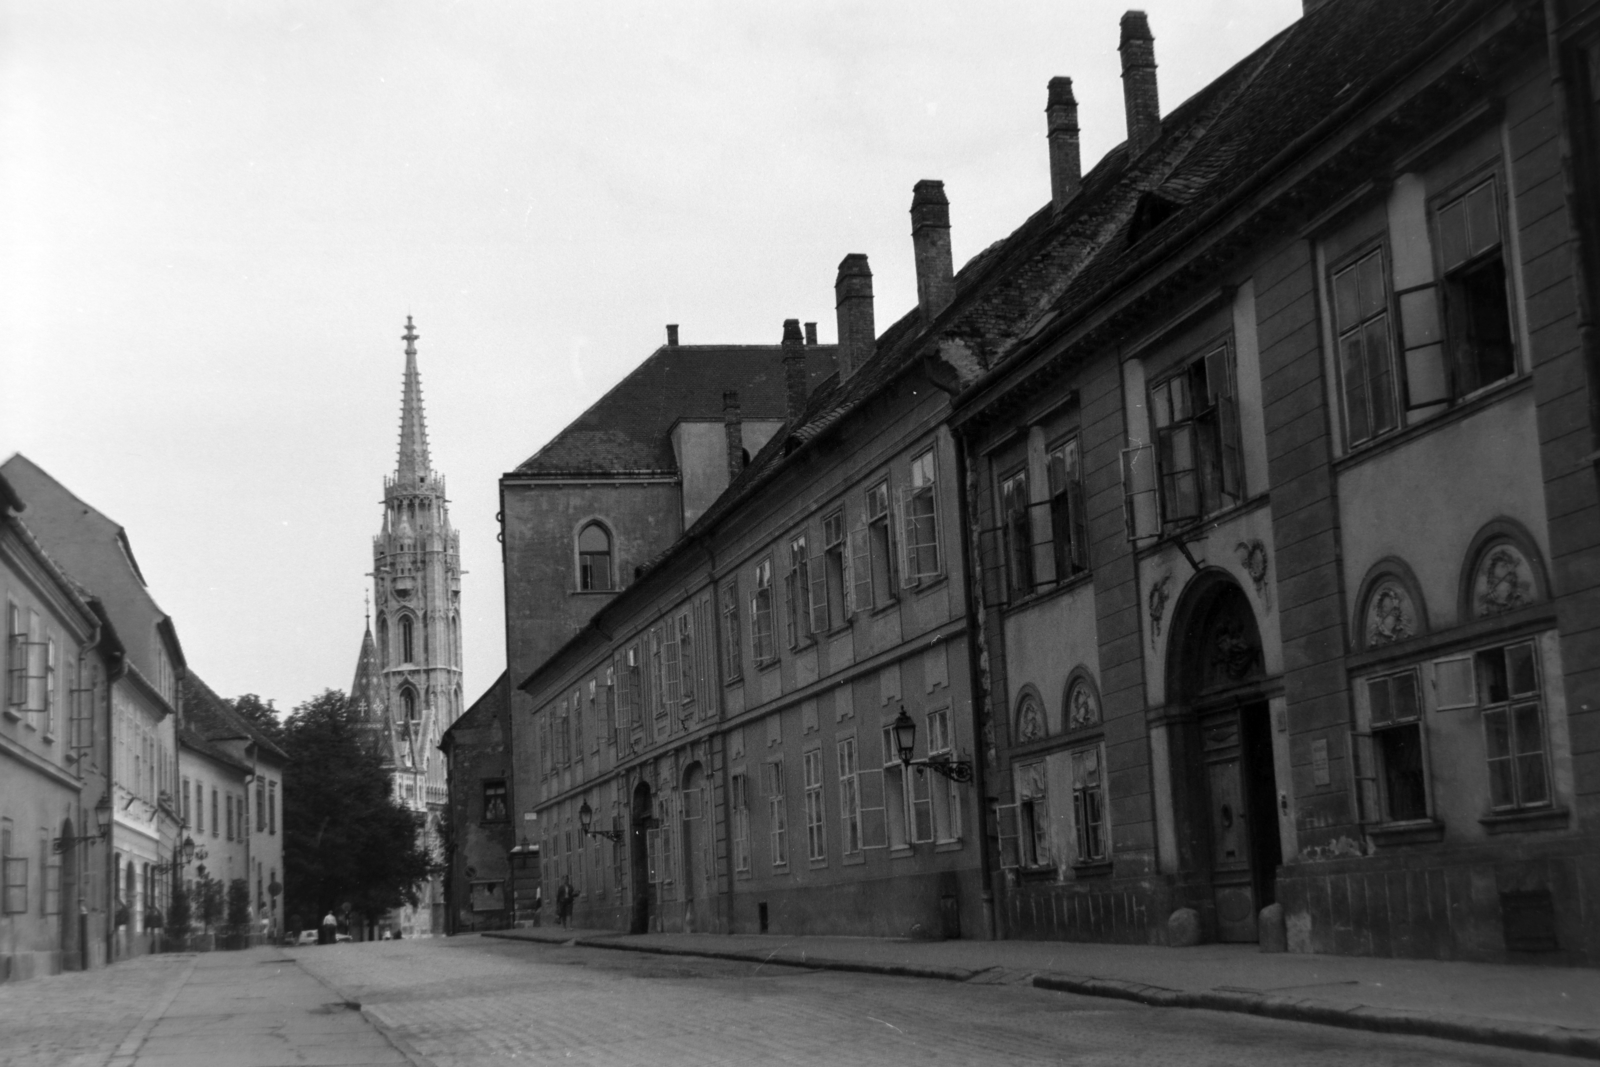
<box><xmin>578</xmin><ymin>522</ymin><xmax>614</xmax><ymax>592</ymax></box>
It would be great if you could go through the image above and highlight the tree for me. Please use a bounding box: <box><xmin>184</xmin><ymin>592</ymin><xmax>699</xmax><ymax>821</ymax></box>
<box><xmin>195</xmin><ymin>869</ymin><xmax>223</xmax><ymax>932</ymax></box>
<box><xmin>229</xmin><ymin>693</ymin><xmax>284</xmax><ymax>745</ymax></box>
<box><xmin>226</xmin><ymin>878</ymin><xmax>251</xmax><ymax>944</ymax></box>
<box><xmin>281</xmin><ymin>689</ymin><xmax>433</xmax><ymax>932</ymax></box>
<box><xmin>166</xmin><ymin>882</ymin><xmax>192</xmax><ymax>944</ymax></box>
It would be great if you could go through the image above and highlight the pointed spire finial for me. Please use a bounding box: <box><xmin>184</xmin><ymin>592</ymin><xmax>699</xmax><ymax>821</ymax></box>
<box><xmin>364</xmin><ymin>589</ymin><xmax>371</xmax><ymax>629</ymax></box>
<box><xmin>395</xmin><ymin>317</ymin><xmax>431</xmax><ymax>484</ymax></box>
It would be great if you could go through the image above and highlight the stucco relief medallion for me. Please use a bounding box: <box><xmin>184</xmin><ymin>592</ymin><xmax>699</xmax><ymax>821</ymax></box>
<box><xmin>1212</xmin><ymin>622</ymin><xmax>1259</xmax><ymax>681</ymax></box>
<box><xmin>1475</xmin><ymin>543</ymin><xmax>1534</xmax><ymax>616</ymax></box>
<box><xmin>1016</xmin><ymin>695</ymin><xmax>1045</xmax><ymax>743</ymax></box>
<box><xmin>1234</xmin><ymin>539</ymin><xmax>1270</xmax><ymax>609</ymax></box>
<box><xmin>1365</xmin><ymin>580</ymin><xmax>1414</xmax><ymax>645</ymax></box>
<box><xmin>1067</xmin><ymin>680</ymin><xmax>1100</xmax><ymax>731</ymax></box>
<box><xmin>982</xmin><ymin>717</ymin><xmax>998</xmax><ymax>769</ymax></box>
<box><xmin>1148</xmin><ymin>573</ymin><xmax>1172</xmax><ymax>643</ymax></box>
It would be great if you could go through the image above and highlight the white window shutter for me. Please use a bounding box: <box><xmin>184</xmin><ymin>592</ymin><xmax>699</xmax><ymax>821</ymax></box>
<box><xmin>994</xmin><ymin>800</ymin><xmax>1020</xmax><ymax>870</ymax></box>
<box><xmin>809</xmin><ymin>549</ymin><xmax>830</xmax><ymax>633</ymax></box>
<box><xmin>1121</xmin><ymin>444</ymin><xmax>1159</xmax><ymax>542</ymax></box>
<box><xmin>847</xmin><ymin>527</ymin><xmax>872</xmax><ymax>613</ymax></box>
<box><xmin>1397</xmin><ymin>282</ymin><xmax>1449</xmax><ymax>409</ymax></box>
<box><xmin>857</xmin><ymin>767</ymin><xmax>887</xmax><ymax>849</ymax></box>
<box><xmin>894</xmin><ymin>486</ymin><xmax>915</xmax><ymax>588</ymax></box>
<box><xmin>1348</xmin><ymin>731</ymin><xmax>1380</xmax><ymax>826</ymax></box>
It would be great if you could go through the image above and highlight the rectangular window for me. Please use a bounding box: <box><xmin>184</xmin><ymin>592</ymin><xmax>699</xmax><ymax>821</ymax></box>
<box><xmin>927</xmin><ymin>708</ymin><xmax>961</xmax><ymax>842</ymax></box>
<box><xmin>785</xmin><ymin>535</ymin><xmax>811</xmax><ymax>648</ymax></box>
<box><xmin>1000</xmin><ymin>469</ymin><xmax>1033</xmax><ymax>597</ymax></box>
<box><xmin>256</xmin><ymin>778</ymin><xmax>266</xmax><ymax>832</ymax></box>
<box><xmin>750</xmin><ymin>559</ymin><xmax>776</xmax><ymax>665</ymax></box>
<box><xmin>483</xmin><ymin>780</ymin><xmax>508</xmax><ymax>822</ymax></box>
<box><xmin>822</xmin><ymin>512</ymin><xmax>846</xmax><ymax>631</ymax></box>
<box><xmin>44</xmin><ymin>637</ymin><xmax>56</xmax><ymax>735</ymax></box>
<box><xmin>226</xmin><ymin>794</ymin><xmax>234</xmax><ymax>842</ymax></box>
<box><xmin>626</xmin><ymin>644</ymin><xmax>644</xmax><ymax>729</ymax></box>
<box><xmin>1149</xmin><ymin>344</ymin><xmax>1241</xmax><ymax>524</ymax></box>
<box><xmin>182</xmin><ymin>778</ymin><xmax>191</xmax><ymax>829</ymax></box>
<box><xmin>1368</xmin><ymin>669</ymin><xmax>1428</xmax><ymax>821</ymax></box>
<box><xmin>837</xmin><ymin>738</ymin><xmax>861</xmax><ymax>856</ymax></box>
<box><xmin>907</xmin><ymin>764</ymin><xmax>933</xmax><ymax>845</ymax></box>
<box><xmin>1016</xmin><ymin>760</ymin><xmax>1049</xmax><ymax>868</ymax></box>
<box><xmin>720</xmin><ymin>582</ymin><xmax>742</xmax><ymax>682</ymax></box>
<box><xmin>803</xmin><ymin>749</ymin><xmax>826</xmax><ymax>862</ymax></box>
<box><xmin>1479</xmin><ymin>641</ymin><xmax>1549</xmax><ymax>811</ymax></box>
<box><xmin>5</xmin><ymin>604</ymin><xmax>23</xmax><ymax>708</ymax></box>
<box><xmin>1436</xmin><ymin>175</ymin><xmax>1515</xmax><ymax>397</ymax></box>
<box><xmin>1332</xmin><ymin>247</ymin><xmax>1400</xmax><ymax>446</ymax></box>
<box><xmin>903</xmin><ymin>450</ymin><xmax>940</xmax><ymax>583</ymax></box>
<box><xmin>1047</xmin><ymin>437</ymin><xmax>1087</xmax><ymax>579</ymax></box>
<box><xmin>650</xmin><ymin>627</ymin><xmax>667</xmax><ymax>722</ymax></box>
<box><xmin>677</xmin><ymin>611</ymin><xmax>695</xmax><ymax>707</ymax></box>
<box><xmin>662</xmin><ymin>625</ymin><xmax>681</xmax><ymax>723</ymax></box>
<box><xmin>731</xmin><ymin>773</ymin><xmax>750</xmax><ymax>874</ymax></box>
<box><xmin>3</xmin><ymin>856</ymin><xmax>26</xmax><ymax>915</ymax></box>
<box><xmin>212</xmin><ymin>789</ymin><xmax>219</xmax><ymax>837</ymax></box>
<box><xmin>268</xmin><ymin>779</ymin><xmax>277</xmax><ymax>835</ymax></box>
<box><xmin>866</xmin><ymin>482</ymin><xmax>896</xmax><ymax>606</ymax></box>
<box><xmin>24</xmin><ymin>611</ymin><xmax>45</xmax><ymax>717</ymax></box>
<box><xmin>766</xmin><ymin>760</ymin><xmax>788</xmax><ymax>867</ymax></box>
<box><xmin>1071</xmin><ymin>747</ymin><xmax>1107</xmax><ymax>864</ymax></box>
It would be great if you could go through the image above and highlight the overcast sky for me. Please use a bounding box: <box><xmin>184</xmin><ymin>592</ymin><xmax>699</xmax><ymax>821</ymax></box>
<box><xmin>0</xmin><ymin>0</ymin><xmax>1301</xmax><ymax>716</ymax></box>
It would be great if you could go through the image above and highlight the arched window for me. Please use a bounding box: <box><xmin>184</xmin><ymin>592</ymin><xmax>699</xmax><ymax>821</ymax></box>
<box><xmin>578</xmin><ymin>522</ymin><xmax>613</xmax><ymax>591</ymax></box>
<box><xmin>401</xmin><ymin>687</ymin><xmax>417</xmax><ymax>723</ymax></box>
<box><xmin>377</xmin><ymin>616</ymin><xmax>388</xmax><ymax>663</ymax></box>
<box><xmin>401</xmin><ymin>616</ymin><xmax>415</xmax><ymax>663</ymax></box>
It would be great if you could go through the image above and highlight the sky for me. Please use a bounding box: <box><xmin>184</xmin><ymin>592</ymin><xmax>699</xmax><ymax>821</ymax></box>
<box><xmin>0</xmin><ymin>0</ymin><xmax>1302</xmax><ymax>717</ymax></box>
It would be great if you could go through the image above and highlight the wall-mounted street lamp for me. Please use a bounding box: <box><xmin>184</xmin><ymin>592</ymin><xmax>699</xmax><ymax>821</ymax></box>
<box><xmin>52</xmin><ymin>793</ymin><xmax>113</xmax><ymax>853</ymax></box>
<box><xmin>891</xmin><ymin>708</ymin><xmax>974</xmax><ymax>784</ymax></box>
<box><xmin>577</xmin><ymin>801</ymin><xmax>623</xmax><ymax>842</ymax></box>
<box><xmin>152</xmin><ymin>835</ymin><xmax>206</xmax><ymax>875</ymax></box>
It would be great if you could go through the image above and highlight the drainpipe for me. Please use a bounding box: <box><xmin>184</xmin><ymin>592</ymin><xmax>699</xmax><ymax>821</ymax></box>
<box><xmin>1543</xmin><ymin>0</ymin><xmax>1600</xmax><ymax>490</ymax></box>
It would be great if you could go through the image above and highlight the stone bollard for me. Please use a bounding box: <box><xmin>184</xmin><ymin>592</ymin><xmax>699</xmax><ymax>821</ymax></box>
<box><xmin>1258</xmin><ymin>903</ymin><xmax>1287</xmax><ymax>952</ymax></box>
<box><xmin>1167</xmin><ymin>907</ymin><xmax>1203</xmax><ymax>947</ymax></box>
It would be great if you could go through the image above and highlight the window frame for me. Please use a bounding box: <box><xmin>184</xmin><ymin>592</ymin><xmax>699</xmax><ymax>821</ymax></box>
<box><xmin>765</xmin><ymin>759</ymin><xmax>788</xmax><ymax>868</ymax></box>
<box><xmin>1147</xmin><ymin>338</ymin><xmax>1243</xmax><ymax>527</ymax></box>
<box><xmin>785</xmin><ymin>534</ymin><xmax>812</xmax><ymax>650</ymax></box>
<box><xmin>720</xmin><ymin>581</ymin><xmax>742</xmax><ymax>683</ymax></box>
<box><xmin>803</xmin><ymin>748</ymin><xmax>827</xmax><ymax>863</ymax></box>
<box><xmin>1431</xmin><ymin>171</ymin><xmax>1518</xmax><ymax>401</ymax></box>
<box><xmin>902</xmin><ymin>448</ymin><xmax>942</xmax><ymax>585</ymax></box>
<box><xmin>750</xmin><ymin>558</ymin><xmax>776</xmax><ymax>666</ymax></box>
<box><xmin>1329</xmin><ymin>242</ymin><xmax>1403</xmax><ymax>448</ymax></box>
<box><xmin>865</xmin><ymin>481</ymin><xmax>897</xmax><ymax>608</ymax></box>
<box><xmin>576</xmin><ymin>521</ymin><xmax>614</xmax><ymax>592</ymax></box>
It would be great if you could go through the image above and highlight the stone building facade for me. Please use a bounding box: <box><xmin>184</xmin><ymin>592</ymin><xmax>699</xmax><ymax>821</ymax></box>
<box><xmin>440</xmin><ymin>672</ymin><xmax>515</xmax><ymax>933</ymax></box>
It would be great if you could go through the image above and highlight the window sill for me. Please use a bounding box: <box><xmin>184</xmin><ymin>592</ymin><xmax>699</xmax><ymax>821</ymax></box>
<box><xmin>1134</xmin><ymin>494</ymin><xmax>1272</xmax><ymax>561</ymax></box>
<box><xmin>910</xmin><ymin>573</ymin><xmax>949</xmax><ymax>597</ymax></box>
<box><xmin>42</xmin><ymin>732</ymin><xmax>55</xmax><ymax>745</ymax></box>
<box><xmin>755</xmin><ymin>658</ymin><xmax>781</xmax><ymax>674</ymax></box>
<box><xmin>934</xmin><ymin>838</ymin><xmax>964</xmax><ymax>854</ymax></box>
<box><xmin>1016</xmin><ymin>865</ymin><xmax>1056</xmax><ymax>883</ymax></box>
<box><xmin>1071</xmin><ymin>860</ymin><xmax>1113</xmax><ymax>878</ymax></box>
<box><xmin>770</xmin><ymin>864</ymin><xmax>790</xmax><ymax>876</ymax></box>
<box><xmin>888</xmin><ymin>845</ymin><xmax>915</xmax><ymax>860</ymax></box>
<box><xmin>1480</xmin><ymin>807</ymin><xmax>1569</xmax><ymax>834</ymax></box>
<box><xmin>723</xmin><ymin>677</ymin><xmax>744</xmax><ymax>689</ymax></box>
<box><xmin>841</xmin><ymin>851</ymin><xmax>866</xmax><ymax>866</ymax></box>
<box><xmin>808</xmin><ymin>857</ymin><xmax>829</xmax><ymax>871</ymax></box>
<box><xmin>568</xmin><ymin>589</ymin><xmax>617</xmax><ymax>597</ymax></box>
<box><xmin>1366</xmin><ymin>818</ymin><xmax>1446</xmax><ymax>847</ymax></box>
<box><xmin>2</xmin><ymin>708</ymin><xmax>20</xmax><ymax>723</ymax></box>
<box><xmin>1000</xmin><ymin>570</ymin><xmax>1093</xmax><ymax>617</ymax></box>
<box><xmin>1334</xmin><ymin>373</ymin><xmax>1531</xmax><ymax>475</ymax></box>
<box><xmin>870</xmin><ymin>599</ymin><xmax>901</xmax><ymax>619</ymax></box>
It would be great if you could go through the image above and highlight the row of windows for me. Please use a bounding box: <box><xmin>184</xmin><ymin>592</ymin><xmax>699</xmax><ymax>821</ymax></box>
<box><xmin>375</xmin><ymin>612</ymin><xmax>461</xmax><ymax>666</ymax></box>
<box><xmin>6</xmin><ymin>602</ymin><xmax>61</xmax><ymax>740</ymax></box>
<box><xmin>181</xmin><ymin>776</ymin><xmax>272</xmax><ymax>840</ymax></box>
<box><xmin>115</xmin><ymin>703</ymin><xmax>169</xmax><ymax>807</ymax></box>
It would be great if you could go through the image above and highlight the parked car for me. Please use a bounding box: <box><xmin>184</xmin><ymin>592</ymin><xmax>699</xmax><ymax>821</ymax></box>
<box><xmin>295</xmin><ymin>930</ymin><xmax>318</xmax><ymax>946</ymax></box>
<box><xmin>335</xmin><ymin>933</ymin><xmax>353</xmax><ymax>943</ymax></box>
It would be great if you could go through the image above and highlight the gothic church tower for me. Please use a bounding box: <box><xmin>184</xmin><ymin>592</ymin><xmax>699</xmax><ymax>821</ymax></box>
<box><xmin>354</xmin><ymin>318</ymin><xmax>462</xmax><ymax>933</ymax></box>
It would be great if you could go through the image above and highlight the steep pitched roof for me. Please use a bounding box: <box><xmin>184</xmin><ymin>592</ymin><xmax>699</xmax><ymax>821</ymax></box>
<box><xmin>181</xmin><ymin>672</ymin><xmax>290</xmax><ymax>765</ymax></box>
<box><xmin>395</xmin><ymin>316</ymin><xmax>432</xmax><ymax>484</ymax></box>
<box><xmin>512</xmin><ymin>344</ymin><xmax>836</xmax><ymax>475</ymax></box>
<box><xmin>441</xmin><ymin>670</ymin><xmax>507</xmax><ymax>750</ymax></box>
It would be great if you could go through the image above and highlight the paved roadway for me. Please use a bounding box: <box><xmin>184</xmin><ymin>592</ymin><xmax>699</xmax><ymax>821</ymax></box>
<box><xmin>0</xmin><ymin>937</ymin><xmax>1588</xmax><ymax>1066</ymax></box>
<box><xmin>292</xmin><ymin>934</ymin><xmax>1586</xmax><ymax>1067</ymax></box>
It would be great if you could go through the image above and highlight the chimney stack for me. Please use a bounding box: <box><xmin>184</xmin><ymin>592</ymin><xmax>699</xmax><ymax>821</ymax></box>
<box><xmin>1119</xmin><ymin>11</ymin><xmax>1160</xmax><ymax>159</ymax></box>
<box><xmin>782</xmin><ymin>319</ymin><xmax>808</xmax><ymax>424</ymax></box>
<box><xmin>834</xmin><ymin>253</ymin><xmax>875</xmax><ymax>382</ymax></box>
<box><xmin>804</xmin><ymin>321</ymin><xmax>818</xmax><ymax>346</ymax></box>
<box><xmin>723</xmin><ymin>390</ymin><xmax>743</xmax><ymax>481</ymax></box>
<box><xmin>1046</xmin><ymin>77</ymin><xmax>1082</xmax><ymax>209</ymax></box>
<box><xmin>910</xmin><ymin>180</ymin><xmax>955</xmax><ymax>322</ymax></box>
<box><xmin>666</xmin><ymin>323</ymin><xmax>680</xmax><ymax>346</ymax></box>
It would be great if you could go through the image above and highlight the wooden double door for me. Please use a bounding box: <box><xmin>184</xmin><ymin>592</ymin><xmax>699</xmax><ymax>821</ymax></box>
<box><xmin>1200</xmin><ymin>701</ymin><xmax>1282</xmax><ymax>942</ymax></box>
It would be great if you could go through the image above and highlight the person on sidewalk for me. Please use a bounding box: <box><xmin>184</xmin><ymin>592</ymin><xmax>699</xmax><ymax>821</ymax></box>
<box><xmin>319</xmin><ymin>910</ymin><xmax>337</xmax><ymax>945</ymax></box>
<box><xmin>555</xmin><ymin>877</ymin><xmax>576</xmax><ymax>929</ymax></box>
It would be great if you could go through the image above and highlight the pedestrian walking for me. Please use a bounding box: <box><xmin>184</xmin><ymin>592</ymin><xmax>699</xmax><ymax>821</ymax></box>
<box><xmin>320</xmin><ymin>910</ymin><xmax>337</xmax><ymax>945</ymax></box>
<box><xmin>555</xmin><ymin>876</ymin><xmax>576</xmax><ymax>928</ymax></box>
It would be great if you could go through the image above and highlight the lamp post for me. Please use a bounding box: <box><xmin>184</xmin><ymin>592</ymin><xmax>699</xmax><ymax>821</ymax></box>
<box><xmin>891</xmin><ymin>708</ymin><xmax>975</xmax><ymax>783</ymax></box>
<box><xmin>53</xmin><ymin>793</ymin><xmax>113</xmax><ymax>853</ymax></box>
<box><xmin>577</xmin><ymin>801</ymin><xmax>623</xmax><ymax>843</ymax></box>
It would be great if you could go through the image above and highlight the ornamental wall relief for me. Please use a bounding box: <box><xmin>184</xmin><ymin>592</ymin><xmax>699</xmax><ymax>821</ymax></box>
<box><xmin>1015</xmin><ymin>694</ymin><xmax>1045</xmax><ymax>743</ymax></box>
<box><xmin>1474</xmin><ymin>542</ymin><xmax>1536</xmax><ymax>617</ymax></box>
<box><xmin>1234</xmin><ymin>539</ymin><xmax>1270</xmax><ymax>609</ymax></box>
<box><xmin>1067</xmin><ymin>679</ymin><xmax>1101</xmax><ymax>731</ymax></box>
<box><xmin>1365</xmin><ymin>579</ymin><xmax>1415</xmax><ymax>646</ymax></box>
<box><xmin>1148</xmin><ymin>572</ymin><xmax>1172</xmax><ymax>643</ymax></box>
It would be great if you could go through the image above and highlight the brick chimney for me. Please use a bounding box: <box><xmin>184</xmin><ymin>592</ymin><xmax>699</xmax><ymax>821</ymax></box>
<box><xmin>804</xmin><ymin>322</ymin><xmax>818</xmax><ymax>346</ymax></box>
<box><xmin>834</xmin><ymin>253</ymin><xmax>875</xmax><ymax>383</ymax></box>
<box><xmin>782</xmin><ymin>319</ymin><xmax>807</xmax><ymax>424</ymax></box>
<box><xmin>1047</xmin><ymin>77</ymin><xmax>1081</xmax><ymax>209</ymax></box>
<box><xmin>723</xmin><ymin>390</ymin><xmax>742</xmax><ymax>481</ymax></box>
<box><xmin>911</xmin><ymin>180</ymin><xmax>954</xmax><ymax>321</ymax></box>
<box><xmin>666</xmin><ymin>324</ymin><xmax>680</xmax><ymax>346</ymax></box>
<box><xmin>1120</xmin><ymin>11</ymin><xmax>1160</xmax><ymax>159</ymax></box>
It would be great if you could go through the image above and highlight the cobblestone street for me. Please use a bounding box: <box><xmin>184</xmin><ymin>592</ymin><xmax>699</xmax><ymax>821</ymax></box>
<box><xmin>290</xmin><ymin>935</ymin><xmax>1589</xmax><ymax>1067</ymax></box>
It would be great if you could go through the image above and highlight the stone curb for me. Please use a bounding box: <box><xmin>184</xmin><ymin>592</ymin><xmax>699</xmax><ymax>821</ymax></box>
<box><xmin>484</xmin><ymin>930</ymin><xmax>1600</xmax><ymax>1059</ymax></box>
<box><xmin>103</xmin><ymin>955</ymin><xmax>200</xmax><ymax>1067</ymax></box>
<box><xmin>1031</xmin><ymin>973</ymin><xmax>1600</xmax><ymax>1061</ymax></box>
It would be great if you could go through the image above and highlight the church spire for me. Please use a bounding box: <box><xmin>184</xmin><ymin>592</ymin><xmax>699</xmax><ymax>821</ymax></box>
<box><xmin>396</xmin><ymin>316</ymin><xmax>431</xmax><ymax>485</ymax></box>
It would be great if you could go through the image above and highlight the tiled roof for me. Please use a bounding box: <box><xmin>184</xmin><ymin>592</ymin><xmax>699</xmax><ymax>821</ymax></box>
<box><xmin>178</xmin><ymin>722</ymin><xmax>252</xmax><ymax>775</ymax></box>
<box><xmin>513</xmin><ymin>344</ymin><xmax>837</xmax><ymax>475</ymax></box>
<box><xmin>181</xmin><ymin>672</ymin><xmax>290</xmax><ymax>765</ymax></box>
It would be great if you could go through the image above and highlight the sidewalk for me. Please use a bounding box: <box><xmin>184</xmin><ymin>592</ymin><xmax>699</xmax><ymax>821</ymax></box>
<box><xmin>484</xmin><ymin>926</ymin><xmax>1600</xmax><ymax>1060</ymax></box>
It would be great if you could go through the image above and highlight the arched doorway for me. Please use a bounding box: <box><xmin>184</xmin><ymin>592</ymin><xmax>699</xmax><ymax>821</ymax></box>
<box><xmin>680</xmin><ymin>763</ymin><xmax>713</xmax><ymax>934</ymax></box>
<box><xmin>629</xmin><ymin>781</ymin><xmax>654</xmax><ymax>934</ymax></box>
<box><xmin>1169</xmin><ymin>573</ymin><xmax>1281</xmax><ymax>943</ymax></box>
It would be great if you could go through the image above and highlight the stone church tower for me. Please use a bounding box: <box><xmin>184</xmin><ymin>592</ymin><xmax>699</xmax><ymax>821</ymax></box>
<box><xmin>350</xmin><ymin>316</ymin><xmax>463</xmax><ymax>936</ymax></box>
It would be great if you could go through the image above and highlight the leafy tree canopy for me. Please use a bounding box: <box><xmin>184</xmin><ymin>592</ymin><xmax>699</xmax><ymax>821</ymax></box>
<box><xmin>279</xmin><ymin>689</ymin><xmax>432</xmax><ymax>926</ymax></box>
<box><xmin>228</xmin><ymin>693</ymin><xmax>284</xmax><ymax>745</ymax></box>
